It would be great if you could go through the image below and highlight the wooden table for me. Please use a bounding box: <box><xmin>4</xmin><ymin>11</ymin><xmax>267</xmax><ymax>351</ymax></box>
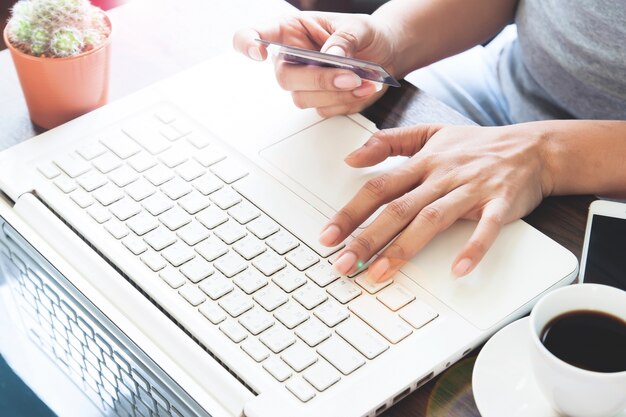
<box><xmin>0</xmin><ymin>0</ymin><xmax>593</xmax><ymax>415</ymax></box>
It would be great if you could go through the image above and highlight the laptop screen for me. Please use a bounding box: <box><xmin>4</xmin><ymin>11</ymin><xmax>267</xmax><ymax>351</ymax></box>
<box><xmin>583</xmin><ymin>214</ymin><xmax>626</xmax><ymax>291</ymax></box>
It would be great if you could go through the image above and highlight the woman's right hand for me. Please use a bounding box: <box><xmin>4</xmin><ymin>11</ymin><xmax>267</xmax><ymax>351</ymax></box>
<box><xmin>233</xmin><ymin>12</ymin><xmax>398</xmax><ymax>117</ymax></box>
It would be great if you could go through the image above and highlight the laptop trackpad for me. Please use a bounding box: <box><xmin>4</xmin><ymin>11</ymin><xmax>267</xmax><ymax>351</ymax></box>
<box><xmin>260</xmin><ymin>117</ymin><xmax>406</xmax><ymax>227</ymax></box>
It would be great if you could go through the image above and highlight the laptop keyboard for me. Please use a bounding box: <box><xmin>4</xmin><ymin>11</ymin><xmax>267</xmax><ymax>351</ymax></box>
<box><xmin>38</xmin><ymin>105</ymin><xmax>439</xmax><ymax>402</ymax></box>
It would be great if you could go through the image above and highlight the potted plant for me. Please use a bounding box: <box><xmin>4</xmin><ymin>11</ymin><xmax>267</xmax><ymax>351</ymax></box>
<box><xmin>3</xmin><ymin>0</ymin><xmax>113</xmax><ymax>129</ymax></box>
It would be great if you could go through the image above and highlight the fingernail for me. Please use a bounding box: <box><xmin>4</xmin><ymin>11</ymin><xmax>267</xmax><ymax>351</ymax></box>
<box><xmin>334</xmin><ymin>73</ymin><xmax>361</xmax><ymax>89</ymax></box>
<box><xmin>248</xmin><ymin>46</ymin><xmax>262</xmax><ymax>61</ymax></box>
<box><xmin>452</xmin><ymin>258</ymin><xmax>473</xmax><ymax>277</ymax></box>
<box><xmin>367</xmin><ymin>257</ymin><xmax>390</xmax><ymax>283</ymax></box>
<box><xmin>319</xmin><ymin>224</ymin><xmax>340</xmax><ymax>246</ymax></box>
<box><xmin>352</xmin><ymin>82</ymin><xmax>377</xmax><ymax>97</ymax></box>
<box><xmin>334</xmin><ymin>251</ymin><xmax>357</xmax><ymax>275</ymax></box>
<box><xmin>325</xmin><ymin>45</ymin><xmax>346</xmax><ymax>57</ymax></box>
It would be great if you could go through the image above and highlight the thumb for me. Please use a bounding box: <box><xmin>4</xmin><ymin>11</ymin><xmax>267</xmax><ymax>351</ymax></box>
<box><xmin>345</xmin><ymin>124</ymin><xmax>445</xmax><ymax>167</ymax></box>
<box><xmin>320</xmin><ymin>20</ymin><xmax>373</xmax><ymax>58</ymax></box>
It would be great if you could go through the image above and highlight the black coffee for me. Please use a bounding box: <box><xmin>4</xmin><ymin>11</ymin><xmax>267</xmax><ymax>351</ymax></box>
<box><xmin>540</xmin><ymin>310</ymin><xmax>626</xmax><ymax>373</ymax></box>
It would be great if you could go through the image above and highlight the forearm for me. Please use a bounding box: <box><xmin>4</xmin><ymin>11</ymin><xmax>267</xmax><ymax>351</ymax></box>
<box><xmin>541</xmin><ymin>120</ymin><xmax>626</xmax><ymax>198</ymax></box>
<box><xmin>372</xmin><ymin>0</ymin><xmax>518</xmax><ymax>77</ymax></box>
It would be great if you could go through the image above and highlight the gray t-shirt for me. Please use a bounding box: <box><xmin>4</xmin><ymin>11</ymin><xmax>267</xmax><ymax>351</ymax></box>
<box><xmin>499</xmin><ymin>0</ymin><xmax>626</xmax><ymax>122</ymax></box>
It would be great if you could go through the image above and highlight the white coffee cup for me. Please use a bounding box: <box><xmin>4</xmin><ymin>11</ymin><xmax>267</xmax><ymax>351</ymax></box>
<box><xmin>529</xmin><ymin>283</ymin><xmax>626</xmax><ymax>417</ymax></box>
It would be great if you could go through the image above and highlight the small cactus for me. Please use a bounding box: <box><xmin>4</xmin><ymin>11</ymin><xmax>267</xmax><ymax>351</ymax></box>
<box><xmin>7</xmin><ymin>0</ymin><xmax>110</xmax><ymax>58</ymax></box>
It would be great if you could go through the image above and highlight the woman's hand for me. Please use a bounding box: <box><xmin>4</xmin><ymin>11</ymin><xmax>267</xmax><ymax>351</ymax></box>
<box><xmin>319</xmin><ymin>123</ymin><xmax>556</xmax><ymax>281</ymax></box>
<box><xmin>233</xmin><ymin>12</ymin><xmax>398</xmax><ymax>117</ymax></box>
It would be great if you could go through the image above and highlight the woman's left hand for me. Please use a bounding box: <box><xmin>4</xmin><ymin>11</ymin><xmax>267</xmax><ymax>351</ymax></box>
<box><xmin>319</xmin><ymin>122</ymin><xmax>555</xmax><ymax>281</ymax></box>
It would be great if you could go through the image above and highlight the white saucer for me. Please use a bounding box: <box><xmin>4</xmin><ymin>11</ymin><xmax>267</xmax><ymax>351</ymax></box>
<box><xmin>472</xmin><ymin>317</ymin><xmax>626</xmax><ymax>417</ymax></box>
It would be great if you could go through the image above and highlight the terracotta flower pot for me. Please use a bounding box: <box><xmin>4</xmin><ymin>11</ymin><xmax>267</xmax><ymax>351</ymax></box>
<box><xmin>3</xmin><ymin>15</ymin><xmax>112</xmax><ymax>130</ymax></box>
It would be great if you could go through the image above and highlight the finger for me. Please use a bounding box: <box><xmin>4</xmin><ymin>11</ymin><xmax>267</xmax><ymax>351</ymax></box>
<box><xmin>366</xmin><ymin>186</ymin><xmax>476</xmax><ymax>282</ymax></box>
<box><xmin>320</xmin><ymin>19</ymin><xmax>375</xmax><ymax>58</ymax></box>
<box><xmin>291</xmin><ymin>84</ymin><xmax>378</xmax><ymax>109</ymax></box>
<box><xmin>451</xmin><ymin>198</ymin><xmax>508</xmax><ymax>277</ymax></box>
<box><xmin>345</xmin><ymin>124</ymin><xmax>445</xmax><ymax>168</ymax></box>
<box><xmin>233</xmin><ymin>25</ymin><xmax>281</xmax><ymax>61</ymax></box>
<box><xmin>275</xmin><ymin>61</ymin><xmax>362</xmax><ymax>92</ymax></box>
<box><xmin>332</xmin><ymin>180</ymin><xmax>455</xmax><ymax>276</ymax></box>
<box><xmin>320</xmin><ymin>160</ymin><xmax>430</xmax><ymax>249</ymax></box>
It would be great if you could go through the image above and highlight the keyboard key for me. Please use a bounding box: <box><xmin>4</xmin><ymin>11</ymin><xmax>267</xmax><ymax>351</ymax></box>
<box><xmin>377</xmin><ymin>284</ymin><xmax>416</xmax><ymax>311</ymax></box>
<box><xmin>109</xmin><ymin>198</ymin><xmax>141</xmax><ymax>221</ymax></box>
<box><xmin>198</xmin><ymin>273</ymin><xmax>233</xmax><ymax>300</ymax></box>
<box><xmin>246</xmin><ymin>216</ymin><xmax>279</xmax><ymax>239</ymax></box>
<box><xmin>127</xmin><ymin>152</ymin><xmax>157</xmax><ymax>173</ymax></box>
<box><xmin>192</xmin><ymin>173</ymin><xmax>223</xmax><ymax>195</ymax></box>
<box><xmin>159</xmin><ymin>177</ymin><xmax>192</xmax><ymax>201</ymax></box>
<box><xmin>214</xmin><ymin>252</ymin><xmax>248</xmax><ymax>277</ymax></box>
<box><xmin>104</xmin><ymin>219</ymin><xmax>129</xmax><ymax>239</ymax></box>
<box><xmin>239</xmin><ymin>308</ymin><xmax>275</xmax><ymax>335</ymax></box>
<box><xmin>38</xmin><ymin>163</ymin><xmax>61</xmax><ymax>179</ymax></box>
<box><xmin>178</xmin><ymin>190</ymin><xmax>210</xmax><ymax>214</ymax></box>
<box><xmin>176</xmin><ymin>221</ymin><xmax>210</xmax><ymax>245</ymax></box>
<box><xmin>210</xmin><ymin>159</ymin><xmax>248</xmax><ymax>184</ymax></box>
<box><xmin>76</xmin><ymin>171</ymin><xmax>108</xmax><ymax>191</ymax></box>
<box><xmin>158</xmin><ymin>147</ymin><xmax>188</xmax><ymax>168</ymax></box>
<box><xmin>260</xmin><ymin>326</ymin><xmax>296</xmax><ymax>353</ymax></box>
<box><xmin>154</xmin><ymin>108</ymin><xmax>176</xmax><ymax>124</ymax></box>
<box><xmin>159</xmin><ymin>268</ymin><xmax>186</xmax><ymax>288</ymax></box>
<box><xmin>144</xmin><ymin>227</ymin><xmax>177</xmax><ymax>251</ymax></box>
<box><xmin>175</xmin><ymin>160</ymin><xmax>205</xmax><ymax>181</ymax></box>
<box><xmin>76</xmin><ymin>142</ymin><xmax>107</xmax><ymax>160</ymax></box>
<box><xmin>306</xmin><ymin>263</ymin><xmax>341</xmax><ymax>288</ymax></box>
<box><xmin>194</xmin><ymin>147</ymin><xmax>226</xmax><ymax>167</ymax></box>
<box><xmin>127</xmin><ymin>212</ymin><xmax>159</xmax><ymax>235</ymax></box>
<box><xmin>274</xmin><ymin>302</ymin><xmax>309</xmax><ymax>329</ymax></box>
<box><xmin>314</xmin><ymin>300</ymin><xmax>349</xmax><ymax>327</ymax></box>
<box><xmin>54</xmin><ymin>176</ymin><xmax>77</xmax><ymax>193</ymax></box>
<box><xmin>140</xmin><ymin>251</ymin><xmax>167</xmax><ymax>272</ymax></box>
<box><xmin>210</xmin><ymin>187</ymin><xmax>241</xmax><ymax>209</ymax></box>
<box><xmin>199</xmin><ymin>302</ymin><xmax>227</xmax><ymax>324</ymax></box>
<box><xmin>186</xmin><ymin>133</ymin><xmax>212</xmax><ymax>149</ymax></box>
<box><xmin>302</xmin><ymin>360</ymin><xmax>341</xmax><ymax>392</ymax></box>
<box><xmin>144</xmin><ymin>164</ymin><xmax>174</xmax><ymax>186</ymax></box>
<box><xmin>295</xmin><ymin>318</ymin><xmax>331</xmax><ymax>347</ymax></box>
<box><xmin>317</xmin><ymin>337</ymin><xmax>365</xmax><ymax>376</ymax></box>
<box><xmin>326</xmin><ymin>277</ymin><xmax>362</xmax><ymax>304</ymax></box>
<box><xmin>70</xmin><ymin>189</ymin><xmax>94</xmax><ymax>208</ymax></box>
<box><xmin>93</xmin><ymin>183</ymin><xmax>124</xmax><ymax>206</ymax></box>
<box><xmin>101</xmin><ymin>132</ymin><xmax>141</xmax><ymax>159</ymax></box>
<box><xmin>263</xmin><ymin>356</ymin><xmax>292</xmax><ymax>382</ymax></box>
<box><xmin>233</xmin><ymin>235</ymin><xmax>267</xmax><ymax>260</ymax></box>
<box><xmin>108</xmin><ymin>166</ymin><xmax>139</xmax><ymax>187</ymax></box>
<box><xmin>196</xmin><ymin>206</ymin><xmax>228</xmax><ymax>229</ymax></box>
<box><xmin>399</xmin><ymin>300</ymin><xmax>438</xmax><ymax>329</ymax></box>
<box><xmin>160</xmin><ymin>206</ymin><xmax>191</xmax><ymax>230</ymax></box>
<box><xmin>160</xmin><ymin>123</ymin><xmax>188</xmax><ymax>141</ymax></box>
<box><xmin>253</xmin><ymin>285</ymin><xmax>288</xmax><ymax>311</ymax></box>
<box><xmin>293</xmin><ymin>283</ymin><xmax>328</xmax><ymax>310</ymax></box>
<box><xmin>180</xmin><ymin>257</ymin><xmax>214</xmax><ymax>283</ymax></box>
<box><xmin>123</xmin><ymin>122</ymin><xmax>171</xmax><ymax>155</ymax></box>
<box><xmin>336</xmin><ymin>318</ymin><xmax>389</xmax><ymax>359</ymax></box>
<box><xmin>241</xmin><ymin>338</ymin><xmax>270</xmax><ymax>362</ymax></box>
<box><xmin>228</xmin><ymin>201</ymin><xmax>260</xmax><ymax>224</ymax></box>
<box><xmin>285</xmin><ymin>246</ymin><xmax>319</xmax><ymax>271</ymax></box>
<box><xmin>87</xmin><ymin>204</ymin><xmax>112</xmax><ymax>223</ymax></box>
<box><xmin>142</xmin><ymin>192</ymin><xmax>174</xmax><ymax>216</ymax></box>
<box><xmin>266</xmin><ymin>231</ymin><xmax>299</xmax><ymax>255</ymax></box>
<box><xmin>252</xmin><ymin>251</ymin><xmax>286</xmax><ymax>276</ymax></box>
<box><xmin>348</xmin><ymin>296</ymin><xmax>412</xmax><ymax>344</ymax></box>
<box><xmin>286</xmin><ymin>376</ymin><xmax>316</xmax><ymax>402</ymax></box>
<box><xmin>161</xmin><ymin>241</ymin><xmax>195</xmax><ymax>267</ymax></box>
<box><xmin>272</xmin><ymin>266</ymin><xmax>307</xmax><ymax>293</ymax></box>
<box><xmin>122</xmin><ymin>235</ymin><xmax>148</xmax><ymax>255</ymax></box>
<box><xmin>220</xmin><ymin>320</ymin><xmax>248</xmax><ymax>343</ymax></box>
<box><xmin>233</xmin><ymin>269</ymin><xmax>268</xmax><ymax>294</ymax></box>
<box><xmin>219</xmin><ymin>290</ymin><xmax>254</xmax><ymax>317</ymax></box>
<box><xmin>92</xmin><ymin>152</ymin><xmax>122</xmax><ymax>173</ymax></box>
<box><xmin>178</xmin><ymin>284</ymin><xmax>206</xmax><ymax>306</ymax></box>
<box><xmin>355</xmin><ymin>273</ymin><xmax>393</xmax><ymax>294</ymax></box>
<box><xmin>125</xmin><ymin>178</ymin><xmax>156</xmax><ymax>201</ymax></box>
<box><xmin>195</xmin><ymin>237</ymin><xmax>229</xmax><ymax>261</ymax></box>
<box><xmin>281</xmin><ymin>342</ymin><xmax>317</xmax><ymax>372</ymax></box>
<box><xmin>214</xmin><ymin>221</ymin><xmax>247</xmax><ymax>244</ymax></box>
<box><xmin>53</xmin><ymin>154</ymin><xmax>91</xmax><ymax>178</ymax></box>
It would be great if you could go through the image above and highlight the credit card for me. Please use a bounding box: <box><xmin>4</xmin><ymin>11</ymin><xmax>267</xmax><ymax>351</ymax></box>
<box><xmin>256</xmin><ymin>39</ymin><xmax>401</xmax><ymax>87</ymax></box>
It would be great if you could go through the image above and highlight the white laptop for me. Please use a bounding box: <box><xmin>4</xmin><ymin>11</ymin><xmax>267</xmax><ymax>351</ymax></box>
<box><xmin>0</xmin><ymin>52</ymin><xmax>578</xmax><ymax>417</ymax></box>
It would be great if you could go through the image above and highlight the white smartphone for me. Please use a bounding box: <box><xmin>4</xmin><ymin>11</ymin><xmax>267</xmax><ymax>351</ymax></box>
<box><xmin>579</xmin><ymin>199</ymin><xmax>626</xmax><ymax>290</ymax></box>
